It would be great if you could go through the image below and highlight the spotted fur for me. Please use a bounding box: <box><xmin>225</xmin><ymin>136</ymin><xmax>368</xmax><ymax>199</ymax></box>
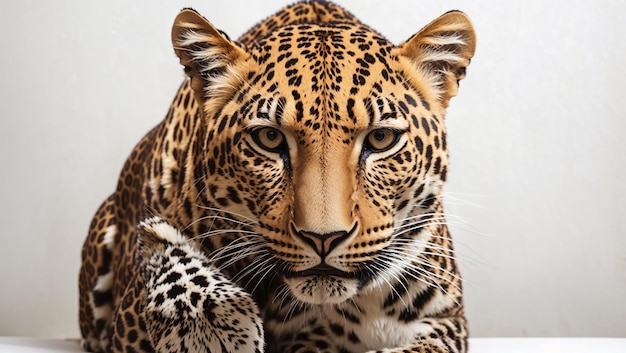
<box><xmin>79</xmin><ymin>1</ymin><xmax>476</xmax><ymax>352</ymax></box>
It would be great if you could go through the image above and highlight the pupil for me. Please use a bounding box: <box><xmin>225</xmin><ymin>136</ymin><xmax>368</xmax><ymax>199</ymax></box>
<box><xmin>374</xmin><ymin>131</ymin><xmax>386</xmax><ymax>141</ymax></box>
<box><xmin>266</xmin><ymin>130</ymin><xmax>277</xmax><ymax>141</ymax></box>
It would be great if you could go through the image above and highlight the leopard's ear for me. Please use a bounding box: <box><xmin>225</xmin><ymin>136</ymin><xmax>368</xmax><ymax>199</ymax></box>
<box><xmin>172</xmin><ymin>9</ymin><xmax>247</xmax><ymax>106</ymax></box>
<box><xmin>399</xmin><ymin>11</ymin><xmax>476</xmax><ymax>109</ymax></box>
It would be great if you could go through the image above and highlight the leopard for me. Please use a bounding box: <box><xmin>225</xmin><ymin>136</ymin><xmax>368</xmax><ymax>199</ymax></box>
<box><xmin>78</xmin><ymin>1</ymin><xmax>476</xmax><ymax>352</ymax></box>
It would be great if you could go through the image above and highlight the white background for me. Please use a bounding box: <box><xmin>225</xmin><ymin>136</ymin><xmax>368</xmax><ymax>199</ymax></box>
<box><xmin>1</xmin><ymin>0</ymin><xmax>624</xmax><ymax>339</ymax></box>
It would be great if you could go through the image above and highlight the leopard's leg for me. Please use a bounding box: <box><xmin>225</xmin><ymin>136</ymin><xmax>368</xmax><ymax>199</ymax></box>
<box><xmin>279</xmin><ymin>313</ymin><xmax>467</xmax><ymax>353</ymax></box>
<box><xmin>368</xmin><ymin>316</ymin><xmax>468</xmax><ymax>353</ymax></box>
<box><xmin>280</xmin><ymin>319</ymin><xmax>338</xmax><ymax>353</ymax></box>
<box><xmin>79</xmin><ymin>195</ymin><xmax>117</xmax><ymax>352</ymax></box>
<box><xmin>116</xmin><ymin>217</ymin><xmax>265</xmax><ymax>353</ymax></box>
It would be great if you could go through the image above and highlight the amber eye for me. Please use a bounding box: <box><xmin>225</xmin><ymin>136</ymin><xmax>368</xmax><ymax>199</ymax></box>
<box><xmin>365</xmin><ymin>128</ymin><xmax>400</xmax><ymax>152</ymax></box>
<box><xmin>251</xmin><ymin>127</ymin><xmax>286</xmax><ymax>152</ymax></box>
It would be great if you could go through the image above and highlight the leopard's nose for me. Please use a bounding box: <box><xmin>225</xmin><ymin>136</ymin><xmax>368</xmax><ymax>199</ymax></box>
<box><xmin>291</xmin><ymin>223</ymin><xmax>355</xmax><ymax>258</ymax></box>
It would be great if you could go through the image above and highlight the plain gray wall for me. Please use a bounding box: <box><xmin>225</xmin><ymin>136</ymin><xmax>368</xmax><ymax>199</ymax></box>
<box><xmin>1</xmin><ymin>0</ymin><xmax>624</xmax><ymax>338</ymax></box>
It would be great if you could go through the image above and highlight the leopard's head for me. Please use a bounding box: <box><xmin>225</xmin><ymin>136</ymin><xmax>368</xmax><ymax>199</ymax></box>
<box><xmin>172</xmin><ymin>8</ymin><xmax>475</xmax><ymax>304</ymax></box>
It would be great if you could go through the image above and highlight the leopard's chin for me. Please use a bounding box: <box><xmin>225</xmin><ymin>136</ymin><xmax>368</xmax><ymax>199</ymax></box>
<box><xmin>284</xmin><ymin>275</ymin><xmax>359</xmax><ymax>305</ymax></box>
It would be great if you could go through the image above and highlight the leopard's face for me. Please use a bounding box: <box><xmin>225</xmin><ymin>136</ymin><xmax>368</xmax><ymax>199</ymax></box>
<box><xmin>173</xmin><ymin>11</ymin><xmax>474</xmax><ymax>304</ymax></box>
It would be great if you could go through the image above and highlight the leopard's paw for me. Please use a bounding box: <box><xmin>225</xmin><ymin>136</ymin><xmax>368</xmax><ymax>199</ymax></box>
<box><xmin>138</xmin><ymin>217</ymin><xmax>264</xmax><ymax>353</ymax></box>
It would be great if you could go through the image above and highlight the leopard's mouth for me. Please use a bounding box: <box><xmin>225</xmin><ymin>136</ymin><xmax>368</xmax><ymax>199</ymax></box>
<box><xmin>282</xmin><ymin>263</ymin><xmax>377</xmax><ymax>285</ymax></box>
<box><xmin>284</xmin><ymin>263</ymin><xmax>352</xmax><ymax>279</ymax></box>
<box><xmin>282</xmin><ymin>265</ymin><xmax>362</xmax><ymax>304</ymax></box>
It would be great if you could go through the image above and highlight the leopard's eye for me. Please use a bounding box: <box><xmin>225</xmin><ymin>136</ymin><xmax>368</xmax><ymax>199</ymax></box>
<box><xmin>365</xmin><ymin>128</ymin><xmax>400</xmax><ymax>152</ymax></box>
<box><xmin>251</xmin><ymin>127</ymin><xmax>286</xmax><ymax>152</ymax></box>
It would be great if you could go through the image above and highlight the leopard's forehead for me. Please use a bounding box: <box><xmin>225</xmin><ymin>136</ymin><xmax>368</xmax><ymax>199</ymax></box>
<box><xmin>249</xmin><ymin>23</ymin><xmax>395</xmax><ymax>91</ymax></box>
<box><xmin>251</xmin><ymin>23</ymin><xmax>392</xmax><ymax>54</ymax></box>
<box><xmin>237</xmin><ymin>23</ymin><xmax>420</xmax><ymax>134</ymax></box>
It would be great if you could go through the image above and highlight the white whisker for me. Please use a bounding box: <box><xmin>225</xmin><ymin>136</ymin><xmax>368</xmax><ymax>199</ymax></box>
<box><xmin>192</xmin><ymin>228</ymin><xmax>259</xmax><ymax>241</ymax></box>
<box><xmin>193</xmin><ymin>204</ymin><xmax>259</xmax><ymax>225</ymax></box>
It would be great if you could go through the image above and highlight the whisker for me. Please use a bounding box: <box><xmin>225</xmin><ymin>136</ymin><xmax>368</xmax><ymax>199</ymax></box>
<box><xmin>395</xmin><ymin>212</ymin><xmax>469</xmax><ymax>227</ymax></box>
<box><xmin>383</xmin><ymin>241</ymin><xmax>465</xmax><ymax>283</ymax></box>
<box><xmin>193</xmin><ymin>205</ymin><xmax>259</xmax><ymax>225</ymax></box>
<box><xmin>406</xmin><ymin>258</ymin><xmax>463</xmax><ymax>292</ymax></box>
<box><xmin>206</xmin><ymin>236</ymin><xmax>262</xmax><ymax>262</ymax></box>
<box><xmin>443</xmin><ymin>191</ymin><xmax>489</xmax><ymax>207</ymax></box>
<box><xmin>216</xmin><ymin>244</ymin><xmax>267</xmax><ymax>271</ymax></box>
<box><xmin>238</xmin><ymin>256</ymin><xmax>275</xmax><ymax>295</ymax></box>
<box><xmin>375</xmin><ymin>250</ymin><xmax>462</xmax><ymax>296</ymax></box>
<box><xmin>373</xmin><ymin>256</ymin><xmax>437</xmax><ymax>291</ymax></box>
<box><xmin>233</xmin><ymin>252</ymin><xmax>271</xmax><ymax>282</ymax></box>
<box><xmin>272</xmin><ymin>283</ymin><xmax>292</xmax><ymax>308</ymax></box>
<box><xmin>367</xmin><ymin>262</ymin><xmax>408</xmax><ymax>307</ymax></box>
<box><xmin>393</xmin><ymin>220</ymin><xmax>475</xmax><ymax>239</ymax></box>
<box><xmin>389</xmin><ymin>238</ymin><xmax>457</xmax><ymax>255</ymax></box>
<box><xmin>188</xmin><ymin>229</ymin><xmax>259</xmax><ymax>242</ymax></box>
<box><xmin>184</xmin><ymin>215</ymin><xmax>256</xmax><ymax>233</ymax></box>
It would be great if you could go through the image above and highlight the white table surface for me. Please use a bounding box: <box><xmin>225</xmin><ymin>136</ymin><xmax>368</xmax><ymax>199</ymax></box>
<box><xmin>0</xmin><ymin>337</ymin><xmax>624</xmax><ymax>352</ymax></box>
<box><xmin>469</xmin><ymin>338</ymin><xmax>625</xmax><ymax>352</ymax></box>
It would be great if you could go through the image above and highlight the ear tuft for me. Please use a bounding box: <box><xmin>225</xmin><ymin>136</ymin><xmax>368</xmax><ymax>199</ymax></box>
<box><xmin>400</xmin><ymin>11</ymin><xmax>476</xmax><ymax>108</ymax></box>
<box><xmin>171</xmin><ymin>9</ymin><xmax>246</xmax><ymax>106</ymax></box>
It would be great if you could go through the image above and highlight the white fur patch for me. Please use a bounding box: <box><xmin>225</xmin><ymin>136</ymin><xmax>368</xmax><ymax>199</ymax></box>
<box><xmin>159</xmin><ymin>155</ymin><xmax>177</xmax><ymax>188</ymax></box>
<box><xmin>93</xmin><ymin>271</ymin><xmax>113</xmax><ymax>292</ymax></box>
<box><xmin>139</xmin><ymin>217</ymin><xmax>187</xmax><ymax>245</ymax></box>
<box><xmin>102</xmin><ymin>225</ymin><xmax>116</xmax><ymax>250</ymax></box>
